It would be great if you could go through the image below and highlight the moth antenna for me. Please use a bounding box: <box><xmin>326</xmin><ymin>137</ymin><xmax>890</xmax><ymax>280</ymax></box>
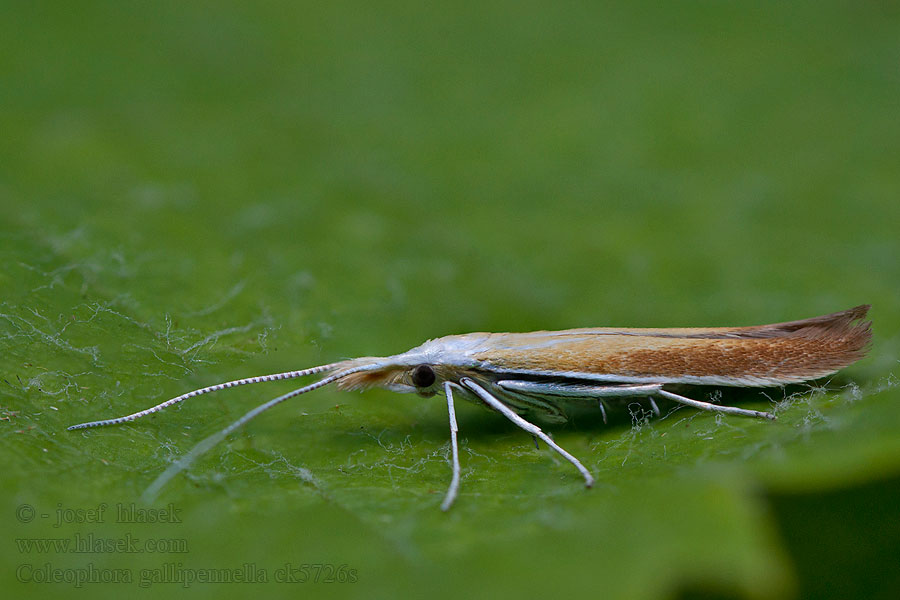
<box><xmin>66</xmin><ymin>363</ymin><xmax>344</xmax><ymax>431</ymax></box>
<box><xmin>142</xmin><ymin>363</ymin><xmax>381</xmax><ymax>502</ymax></box>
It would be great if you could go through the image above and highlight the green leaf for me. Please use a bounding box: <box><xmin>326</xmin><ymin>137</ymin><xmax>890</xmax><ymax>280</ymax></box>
<box><xmin>2</xmin><ymin>2</ymin><xmax>899</xmax><ymax>599</ymax></box>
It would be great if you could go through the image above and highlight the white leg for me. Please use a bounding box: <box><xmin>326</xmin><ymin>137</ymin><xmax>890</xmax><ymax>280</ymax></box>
<box><xmin>656</xmin><ymin>389</ymin><xmax>775</xmax><ymax>420</ymax></box>
<box><xmin>460</xmin><ymin>378</ymin><xmax>594</xmax><ymax>488</ymax></box>
<box><xmin>495</xmin><ymin>379</ymin><xmax>774</xmax><ymax>421</ymax></box>
<box><xmin>597</xmin><ymin>400</ymin><xmax>608</xmax><ymax>424</ymax></box>
<box><xmin>496</xmin><ymin>380</ymin><xmax>663</xmax><ymax>398</ymax></box>
<box><xmin>441</xmin><ymin>382</ymin><xmax>462</xmax><ymax>511</ymax></box>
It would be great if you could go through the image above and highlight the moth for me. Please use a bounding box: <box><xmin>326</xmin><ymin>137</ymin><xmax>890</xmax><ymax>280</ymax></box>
<box><xmin>69</xmin><ymin>304</ymin><xmax>871</xmax><ymax>510</ymax></box>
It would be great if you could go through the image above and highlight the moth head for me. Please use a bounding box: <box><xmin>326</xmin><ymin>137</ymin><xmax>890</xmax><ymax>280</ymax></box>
<box><xmin>335</xmin><ymin>359</ymin><xmax>441</xmax><ymax>397</ymax></box>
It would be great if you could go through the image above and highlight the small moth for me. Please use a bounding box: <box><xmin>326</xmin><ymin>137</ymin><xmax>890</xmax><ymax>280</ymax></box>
<box><xmin>69</xmin><ymin>305</ymin><xmax>871</xmax><ymax>510</ymax></box>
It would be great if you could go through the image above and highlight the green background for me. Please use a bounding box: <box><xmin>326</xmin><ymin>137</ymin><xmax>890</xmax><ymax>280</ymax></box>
<box><xmin>2</xmin><ymin>1</ymin><xmax>899</xmax><ymax>598</ymax></box>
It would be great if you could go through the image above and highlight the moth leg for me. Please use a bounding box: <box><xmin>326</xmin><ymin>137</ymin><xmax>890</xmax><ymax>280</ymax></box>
<box><xmin>496</xmin><ymin>380</ymin><xmax>774</xmax><ymax>420</ymax></box>
<box><xmin>496</xmin><ymin>381</ymin><xmax>664</xmax><ymax>423</ymax></box>
<box><xmin>460</xmin><ymin>378</ymin><xmax>595</xmax><ymax>488</ymax></box>
<box><xmin>648</xmin><ymin>397</ymin><xmax>661</xmax><ymax>417</ymax></box>
<box><xmin>656</xmin><ymin>389</ymin><xmax>775</xmax><ymax>420</ymax></box>
<box><xmin>489</xmin><ymin>385</ymin><xmax>568</xmax><ymax>423</ymax></box>
<box><xmin>597</xmin><ymin>400</ymin><xmax>608</xmax><ymax>424</ymax></box>
<box><xmin>496</xmin><ymin>380</ymin><xmax>664</xmax><ymax>398</ymax></box>
<box><xmin>441</xmin><ymin>382</ymin><xmax>463</xmax><ymax>511</ymax></box>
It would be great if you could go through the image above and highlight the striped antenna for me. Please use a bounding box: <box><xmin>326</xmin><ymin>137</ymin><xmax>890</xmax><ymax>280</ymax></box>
<box><xmin>140</xmin><ymin>363</ymin><xmax>382</xmax><ymax>501</ymax></box>
<box><xmin>67</xmin><ymin>362</ymin><xmax>344</xmax><ymax>431</ymax></box>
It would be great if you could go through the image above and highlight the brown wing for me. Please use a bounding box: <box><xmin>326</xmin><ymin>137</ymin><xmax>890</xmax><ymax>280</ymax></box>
<box><xmin>472</xmin><ymin>305</ymin><xmax>872</xmax><ymax>386</ymax></box>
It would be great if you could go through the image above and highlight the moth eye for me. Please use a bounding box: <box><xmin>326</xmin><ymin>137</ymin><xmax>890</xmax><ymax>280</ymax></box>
<box><xmin>411</xmin><ymin>364</ymin><xmax>436</xmax><ymax>388</ymax></box>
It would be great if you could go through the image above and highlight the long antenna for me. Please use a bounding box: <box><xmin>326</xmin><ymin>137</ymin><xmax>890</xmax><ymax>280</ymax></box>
<box><xmin>67</xmin><ymin>363</ymin><xmax>343</xmax><ymax>430</ymax></box>
<box><xmin>141</xmin><ymin>364</ymin><xmax>379</xmax><ymax>501</ymax></box>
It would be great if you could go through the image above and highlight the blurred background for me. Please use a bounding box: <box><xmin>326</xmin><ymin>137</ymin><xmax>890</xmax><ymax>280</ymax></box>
<box><xmin>2</xmin><ymin>1</ymin><xmax>898</xmax><ymax>598</ymax></box>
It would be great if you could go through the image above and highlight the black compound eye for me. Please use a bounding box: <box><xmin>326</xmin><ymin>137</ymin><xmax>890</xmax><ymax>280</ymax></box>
<box><xmin>411</xmin><ymin>364</ymin><xmax>436</xmax><ymax>388</ymax></box>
